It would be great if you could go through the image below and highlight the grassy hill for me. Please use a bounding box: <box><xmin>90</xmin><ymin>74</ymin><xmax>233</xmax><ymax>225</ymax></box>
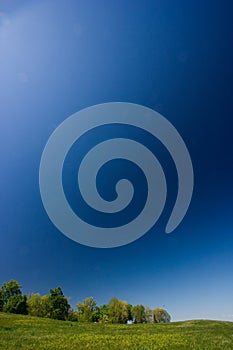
<box><xmin>0</xmin><ymin>312</ymin><xmax>233</xmax><ymax>349</ymax></box>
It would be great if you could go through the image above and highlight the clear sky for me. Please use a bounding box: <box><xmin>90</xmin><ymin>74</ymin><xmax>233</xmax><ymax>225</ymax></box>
<box><xmin>0</xmin><ymin>0</ymin><xmax>232</xmax><ymax>321</ymax></box>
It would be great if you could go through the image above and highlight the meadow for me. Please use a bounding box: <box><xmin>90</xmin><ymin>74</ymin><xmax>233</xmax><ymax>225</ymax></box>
<box><xmin>0</xmin><ymin>312</ymin><xmax>233</xmax><ymax>350</ymax></box>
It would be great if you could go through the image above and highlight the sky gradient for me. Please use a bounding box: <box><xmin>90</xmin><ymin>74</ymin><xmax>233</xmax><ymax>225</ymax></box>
<box><xmin>0</xmin><ymin>0</ymin><xmax>233</xmax><ymax>321</ymax></box>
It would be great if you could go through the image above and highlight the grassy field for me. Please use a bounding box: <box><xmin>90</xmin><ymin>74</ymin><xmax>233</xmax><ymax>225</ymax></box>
<box><xmin>0</xmin><ymin>312</ymin><xmax>233</xmax><ymax>350</ymax></box>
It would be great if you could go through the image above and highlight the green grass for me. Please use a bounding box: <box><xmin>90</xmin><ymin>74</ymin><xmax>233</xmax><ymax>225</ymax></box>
<box><xmin>0</xmin><ymin>313</ymin><xmax>233</xmax><ymax>350</ymax></box>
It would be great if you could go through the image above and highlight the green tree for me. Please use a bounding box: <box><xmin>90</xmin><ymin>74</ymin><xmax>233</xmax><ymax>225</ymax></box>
<box><xmin>132</xmin><ymin>304</ymin><xmax>146</xmax><ymax>323</ymax></box>
<box><xmin>1</xmin><ymin>280</ymin><xmax>22</xmax><ymax>301</ymax></box>
<box><xmin>3</xmin><ymin>295</ymin><xmax>28</xmax><ymax>314</ymax></box>
<box><xmin>48</xmin><ymin>287</ymin><xmax>70</xmax><ymax>320</ymax></box>
<box><xmin>108</xmin><ymin>297</ymin><xmax>130</xmax><ymax>324</ymax></box>
<box><xmin>0</xmin><ymin>280</ymin><xmax>27</xmax><ymax>315</ymax></box>
<box><xmin>98</xmin><ymin>304</ymin><xmax>109</xmax><ymax>323</ymax></box>
<box><xmin>27</xmin><ymin>293</ymin><xmax>50</xmax><ymax>318</ymax></box>
<box><xmin>0</xmin><ymin>289</ymin><xmax>4</xmax><ymax>311</ymax></box>
<box><xmin>153</xmin><ymin>308</ymin><xmax>171</xmax><ymax>323</ymax></box>
<box><xmin>40</xmin><ymin>295</ymin><xmax>51</xmax><ymax>317</ymax></box>
<box><xmin>76</xmin><ymin>297</ymin><xmax>97</xmax><ymax>322</ymax></box>
<box><xmin>145</xmin><ymin>306</ymin><xmax>154</xmax><ymax>324</ymax></box>
<box><xmin>68</xmin><ymin>309</ymin><xmax>79</xmax><ymax>322</ymax></box>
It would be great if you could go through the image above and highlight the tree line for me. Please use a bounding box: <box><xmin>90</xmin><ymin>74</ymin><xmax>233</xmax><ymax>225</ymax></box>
<box><xmin>0</xmin><ymin>279</ymin><xmax>171</xmax><ymax>324</ymax></box>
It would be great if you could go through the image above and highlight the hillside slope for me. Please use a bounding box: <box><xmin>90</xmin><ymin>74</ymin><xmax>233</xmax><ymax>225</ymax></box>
<box><xmin>0</xmin><ymin>312</ymin><xmax>233</xmax><ymax>349</ymax></box>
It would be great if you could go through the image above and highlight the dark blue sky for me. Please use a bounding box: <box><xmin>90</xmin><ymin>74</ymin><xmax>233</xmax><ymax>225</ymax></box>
<box><xmin>0</xmin><ymin>0</ymin><xmax>232</xmax><ymax>321</ymax></box>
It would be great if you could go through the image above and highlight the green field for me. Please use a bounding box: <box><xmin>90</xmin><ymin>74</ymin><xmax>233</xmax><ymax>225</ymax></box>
<box><xmin>0</xmin><ymin>312</ymin><xmax>233</xmax><ymax>350</ymax></box>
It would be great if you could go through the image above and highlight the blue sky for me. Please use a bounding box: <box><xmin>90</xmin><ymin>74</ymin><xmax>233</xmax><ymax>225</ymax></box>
<box><xmin>0</xmin><ymin>0</ymin><xmax>232</xmax><ymax>321</ymax></box>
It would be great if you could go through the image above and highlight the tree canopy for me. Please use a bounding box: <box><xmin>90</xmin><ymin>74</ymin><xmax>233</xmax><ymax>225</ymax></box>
<box><xmin>0</xmin><ymin>280</ymin><xmax>27</xmax><ymax>315</ymax></box>
<box><xmin>0</xmin><ymin>279</ymin><xmax>171</xmax><ymax>323</ymax></box>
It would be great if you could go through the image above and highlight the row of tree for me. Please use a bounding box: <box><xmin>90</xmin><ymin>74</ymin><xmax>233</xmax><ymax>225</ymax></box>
<box><xmin>0</xmin><ymin>280</ymin><xmax>171</xmax><ymax>324</ymax></box>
